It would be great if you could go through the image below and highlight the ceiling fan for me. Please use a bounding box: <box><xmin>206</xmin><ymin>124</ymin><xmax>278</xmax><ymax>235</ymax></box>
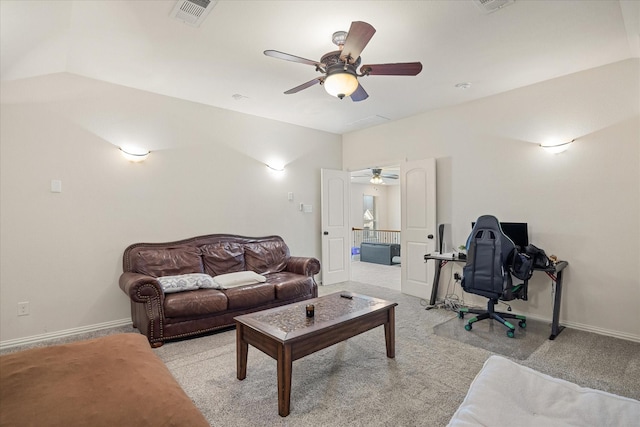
<box><xmin>353</xmin><ymin>168</ymin><xmax>399</xmax><ymax>184</ymax></box>
<box><xmin>264</xmin><ymin>21</ymin><xmax>422</xmax><ymax>101</ymax></box>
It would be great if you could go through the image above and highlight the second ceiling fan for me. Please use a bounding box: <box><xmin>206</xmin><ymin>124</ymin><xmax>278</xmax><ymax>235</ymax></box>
<box><xmin>264</xmin><ymin>21</ymin><xmax>422</xmax><ymax>101</ymax></box>
<box><xmin>353</xmin><ymin>168</ymin><xmax>399</xmax><ymax>184</ymax></box>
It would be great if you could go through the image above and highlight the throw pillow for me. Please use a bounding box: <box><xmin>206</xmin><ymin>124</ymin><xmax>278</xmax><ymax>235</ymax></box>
<box><xmin>157</xmin><ymin>273</ymin><xmax>216</xmax><ymax>293</ymax></box>
<box><xmin>213</xmin><ymin>271</ymin><xmax>267</xmax><ymax>289</ymax></box>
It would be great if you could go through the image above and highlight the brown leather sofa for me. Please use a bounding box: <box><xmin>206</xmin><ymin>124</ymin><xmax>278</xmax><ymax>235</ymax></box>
<box><xmin>119</xmin><ymin>234</ymin><xmax>320</xmax><ymax>347</ymax></box>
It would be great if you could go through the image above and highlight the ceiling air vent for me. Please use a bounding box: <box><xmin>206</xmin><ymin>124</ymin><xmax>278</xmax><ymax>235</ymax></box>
<box><xmin>170</xmin><ymin>0</ymin><xmax>217</xmax><ymax>27</ymax></box>
<box><xmin>472</xmin><ymin>0</ymin><xmax>515</xmax><ymax>14</ymax></box>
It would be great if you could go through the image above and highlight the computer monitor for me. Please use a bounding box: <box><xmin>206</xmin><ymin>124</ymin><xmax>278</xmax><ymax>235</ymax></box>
<box><xmin>471</xmin><ymin>221</ymin><xmax>529</xmax><ymax>249</ymax></box>
<box><xmin>499</xmin><ymin>222</ymin><xmax>529</xmax><ymax>248</ymax></box>
<box><xmin>437</xmin><ymin>223</ymin><xmax>453</xmax><ymax>253</ymax></box>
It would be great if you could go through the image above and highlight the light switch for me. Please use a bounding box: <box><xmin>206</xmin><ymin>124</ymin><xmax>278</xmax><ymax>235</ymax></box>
<box><xmin>51</xmin><ymin>180</ymin><xmax>62</xmax><ymax>193</ymax></box>
<box><xmin>288</xmin><ymin>192</ymin><xmax>294</xmax><ymax>201</ymax></box>
<box><xmin>303</xmin><ymin>204</ymin><xmax>313</xmax><ymax>213</ymax></box>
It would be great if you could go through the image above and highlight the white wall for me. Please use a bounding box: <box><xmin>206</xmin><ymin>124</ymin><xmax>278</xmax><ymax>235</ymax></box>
<box><xmin>350</xmin><ymin>184</ymin><xmax>401</xmax><ymax>231</ymax></box>
<box><xmin>387</xmin><ymin>185</ymin><xmax>401</xmax><ymax>230</ymax></box>
<box><xmin>343</xmin><ymin>59</ymin><xmax>640</xmax><ymax>341</ymax></box>
<box><xmin>2</xmin><ymin>60</ymin><xmax>638</xmax><ymax>344</ymax></box>
<box><xmin>0</xmin><ymin>73</ymin><xmax>342</xmax><ymax>343</ymax></box>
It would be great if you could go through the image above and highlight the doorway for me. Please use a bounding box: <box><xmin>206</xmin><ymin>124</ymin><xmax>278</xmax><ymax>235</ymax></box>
<box><xmin>321</xmin><ymin>160</ymin><xmax>436</xmax><ymax>298</ymax></box>
<box><xmin>349</xmin><ymin>166</ymin><xmax>401</xmax><ymax>291</ymax></box>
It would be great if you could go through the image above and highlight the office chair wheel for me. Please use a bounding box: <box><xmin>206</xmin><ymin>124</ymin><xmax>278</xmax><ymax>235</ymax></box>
<box><xmin>458</xmin><ymin>311</ymin><xmax>464</xmax><ymax>319</ymax></box>
<box><xmin>464</xmin><ymin>324</ymin><xmax>472</xmax><ymax>331</ymax></box>
<box><xmin>507</xmin><ymin>329</ymin><xmax>515</xmax><ymax>338</ymax></box>
<box><xmin>519</xmin><ymin>320</ymin><xmax>527</xmax><ymax>328</ymax></box>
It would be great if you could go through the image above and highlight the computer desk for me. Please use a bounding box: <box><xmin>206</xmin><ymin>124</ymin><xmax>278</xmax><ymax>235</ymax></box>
<box><xmin>423</xmin><ymin>253</ymin><xmax>569</xmax><ymax>340</ymax></box>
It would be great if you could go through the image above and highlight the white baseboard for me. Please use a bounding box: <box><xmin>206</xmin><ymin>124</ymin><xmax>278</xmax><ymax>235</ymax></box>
<box><xmin>518</xmin><ymin>313</ymin><xmax>640</xmax><ymax>343</ymax></box>
<box><xmin>560</xmin><ymin>319</ymin><xmax>640</xmax><ymax>343</ymax></box>
<box><xmin>0</xmin><ymin>318</ymin><xmax>132</xmax><ymax>351</ymax></box>
<box><xmin>2</xmin><ymin>314</ymin><xmax>638</xmax><ymax>351</ymax></box>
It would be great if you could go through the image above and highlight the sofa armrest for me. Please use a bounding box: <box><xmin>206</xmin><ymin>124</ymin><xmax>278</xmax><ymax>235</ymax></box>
<box><xmin>119</xmin><ymin>272</ymin><xmax>167</xmax><ymax>346</ymax></box>
<box><xmin>119</xmin><ymin>272</ymin><xmax>164</xmax><ymax>303</ymax></box>
<box><xmin>285</xmin><ymin>256</ymin><xmax>321</xmax><ymax>277</ymax></box>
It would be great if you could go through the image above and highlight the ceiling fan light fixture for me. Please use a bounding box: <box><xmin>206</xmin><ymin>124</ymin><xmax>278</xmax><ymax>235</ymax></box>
<box><xmin>265</xmin><ymin>21</ymin><xmax>421</xmax><ymax>101</ymax></box>
<box><xmin>370</xmin><ymin>175</ymin><xmax>384</xmax><ymax>185</ymax></box>
<box><xmin>324</xmin><ymin>67</ymin><xmax>358</xmax><ymax>99</ymax></box>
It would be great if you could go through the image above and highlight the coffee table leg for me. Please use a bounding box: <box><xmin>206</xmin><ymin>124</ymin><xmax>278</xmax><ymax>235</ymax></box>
<box><xmin>384</xmin><ymin>306</ymin><xmax>396</xmax><ymax>358</ymax></box>
<box><xmin>236</xmin><ymin>323</ymin><xmax>248</xmax><ymax>380</ymax></box>
<box><xmin>277</xmin><ymin>343</ymin><xmax>293</xmax><ymax>417</ymax></box>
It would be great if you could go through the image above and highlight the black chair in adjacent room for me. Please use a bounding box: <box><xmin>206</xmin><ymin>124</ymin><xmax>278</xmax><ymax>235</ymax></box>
<box><xmin>458</xmin><ymin>215</ymin><xmax>527</xmax><ymax>338</ymax></box>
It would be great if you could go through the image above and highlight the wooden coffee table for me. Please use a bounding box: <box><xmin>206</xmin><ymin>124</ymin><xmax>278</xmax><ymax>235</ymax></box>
<box><xmin>234</xmin><ymin>291</ymin><xmax>397</xmax><ymax>417</ymax></box>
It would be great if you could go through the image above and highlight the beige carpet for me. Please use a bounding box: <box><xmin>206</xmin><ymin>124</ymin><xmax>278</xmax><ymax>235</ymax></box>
<box><xmin>3</xmin><ymin>281</ymin><xmax>639</xmax><ymax>426</ymax></box>
<box><xmin>350</xmin><ymin>260</ymin><xmax>401</xmax><ymax>291</ymax></box>
<box><xmin>154</xmin><ymin>282</ymin><xmax>475</xmax><ymax>426</ymax></box>
<box><xmin>152</xmin><ymin>282</ymin><xmax>640</xmax><ymax>426</ymax></box>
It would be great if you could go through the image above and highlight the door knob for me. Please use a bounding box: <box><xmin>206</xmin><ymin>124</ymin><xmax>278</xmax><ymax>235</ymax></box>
<box><xmin>427</xmin><ymin>234</ymin><xmax>434</xmax><ymax>239</ymax></box>
<box><xmin>323</xmin><ymin>231</ymin><xmax>329</xmax><ymax>235</ymax></box>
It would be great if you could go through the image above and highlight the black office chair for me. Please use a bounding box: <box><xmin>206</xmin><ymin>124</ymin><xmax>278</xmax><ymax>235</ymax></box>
<box><xmin>458</xmin><ymin>215</ymin><xmax>527</xmax><ymax>338</ymax></box>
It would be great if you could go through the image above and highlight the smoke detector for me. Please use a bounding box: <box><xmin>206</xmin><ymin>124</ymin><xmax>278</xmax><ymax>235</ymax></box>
<box><xmin>473</xmin><ymin>0</ymin><xmax>515</xmax><ymax>14</ymax></box>
<box><xmin>170</xmin><ymin>0</ymin><xmax>217</xmax><ymax>27</ymax></box>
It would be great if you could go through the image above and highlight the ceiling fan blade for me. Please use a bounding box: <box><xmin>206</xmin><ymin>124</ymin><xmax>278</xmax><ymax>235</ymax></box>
<box><xmin>382</xmin><ymin>174</ymin><xmax>399</xmax><ymax>179</ymax></box>
<box><xmin>264</xmin><ymin>50</ymin><xmax>323</xmax><ymax>67</ymax></box>
<box><xmin>340</xmin><ymin>21</ymin><xmax>376</xmax><ymax>64</ymax></box>
<box><xmin>284</xmin><ymin>77</ymin><xmax>323</xmax><ymax>94</ymax></box>
<box><xmin>360</xmin><ymin>62</ymin><xmax>423</xmax><ymax>76</ymax></box>
<box><xmin>350</xmin><ymin>83</ymin><xmax>369</xmax><ymax>102</ymax></box>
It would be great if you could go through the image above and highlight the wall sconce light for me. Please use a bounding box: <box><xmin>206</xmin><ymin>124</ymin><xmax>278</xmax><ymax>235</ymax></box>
<box><xmin>540</xmin><ymin>139</ymin><xmax>574</xmax><ymax>154</ymax></box>
<box><xmin>265</xmin><ymin>163</ymin><xmax>285</xmax><ymax>172</ymax></box>
<box><xmin>265</xmin><ymin>162</ymin><xmax>285</xmax><ymax>180</ymax></box>
<box><xmin>120</xmin><ymin>147</ymin><xmax>150</xmax><ymax>162</ymax></box>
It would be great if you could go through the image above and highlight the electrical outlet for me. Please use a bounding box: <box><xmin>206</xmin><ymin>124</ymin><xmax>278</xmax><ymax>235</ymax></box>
<box><xmin>17</xmin><ymin>301</ymin><xmax>29</xmax><ymax>316</ymax></box>
<box><xmin>454</xmin><ymin>273</ymin><xmax>461</xmax><ymax>281</ymax></box>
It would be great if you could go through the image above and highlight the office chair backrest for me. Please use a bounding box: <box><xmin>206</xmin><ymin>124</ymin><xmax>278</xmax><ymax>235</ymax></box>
<box><xmin>462</xmin><ymin>215</ymin><xmax>516</xmax><ymax>300</ymax></box>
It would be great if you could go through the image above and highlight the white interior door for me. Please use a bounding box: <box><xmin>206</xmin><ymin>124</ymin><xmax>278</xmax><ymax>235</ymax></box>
<box><xmin>401</xmin><ymin>158</ymin><xmax>437</xmax><ymax>298</ymax></box>
<box><xmin>321</xmin><ymin>169</ymin><xmax>350</xmax><ymax>285</ymax></box>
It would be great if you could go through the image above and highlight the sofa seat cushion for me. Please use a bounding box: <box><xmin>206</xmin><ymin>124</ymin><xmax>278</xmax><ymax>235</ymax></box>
<box><xmin>223</xmin><ymin>282</ymin><xmax>275</xmax><ymax>310</ymax></box>
<box><xmin>164</xmin><ymin>289</ymin><xmax>228</xmax><ymax>318</ymax></box>
<box><xmin>267</xmin><ymin>272</ymin><xmax>316</xmax><ymax>300</ymax></box>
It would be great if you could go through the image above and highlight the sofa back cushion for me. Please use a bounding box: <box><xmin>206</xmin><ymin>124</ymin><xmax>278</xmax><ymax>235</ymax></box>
<box><xmin>201</xmin><ymin>242</ymin><xmax>245</xmax><ymax>276</ymax></box>
<box><xmin>244</xmin><ymin>240</ymin><xmax>289</xmax><ymax>274</ymax></box>
<box><xmin>122</xmin><ymin>235</ymin><xmax>294</xmax><ymax>278</ymax></box>
<box><xmin>130</xmin><ymin>246</ymin><xmax>203</xmax><ymax>277</ymax></box>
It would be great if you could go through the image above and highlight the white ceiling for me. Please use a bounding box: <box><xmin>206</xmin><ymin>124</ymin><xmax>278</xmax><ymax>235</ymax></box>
<box><xmin>1</xmin><ymin>0</ymin><xmax>638</xmax><ymax>135</ymax></box>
